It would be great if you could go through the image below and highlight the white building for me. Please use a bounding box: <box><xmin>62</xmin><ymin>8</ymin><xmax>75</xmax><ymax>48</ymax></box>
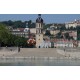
<box><xmin>65</xmin><ymin>19</ymin><xmax>80</xmax><ymax>29</ymax></box>
<box><xmin>53</xmin><ymin>39</ymin><xmax>77</xmax><ymax>48</ymax></box>
<box><xmin>39</xmin><ymin>40</ymin><xmax>51</xmax><ymax>48</ymax></box>
<box><xmin>11</xmin><ymin>28</ymin><xmax>29</xmax><ymax>38</ymax></box>
<box><xmin>50</xmin><ymin>24</ymin><xmax>57</xmax><ymax>29</ymax></box>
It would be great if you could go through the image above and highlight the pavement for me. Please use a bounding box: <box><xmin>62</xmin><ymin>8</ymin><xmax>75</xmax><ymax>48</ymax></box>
<box><xmin>0</xmin><ymin>48</ymin><xmax>64</xmax><ymax>58</ymax></box>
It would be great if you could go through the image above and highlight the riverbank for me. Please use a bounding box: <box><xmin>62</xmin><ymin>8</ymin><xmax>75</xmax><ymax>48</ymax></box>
<box><xmin>0</xmin><ymin>48</ymin><xmax>80</xmax><ymax>63</ymax></box>
<box><xmin>0</xmin><ymin>48</ymin><xmax>64</xmax><ymax>57</ymax></box>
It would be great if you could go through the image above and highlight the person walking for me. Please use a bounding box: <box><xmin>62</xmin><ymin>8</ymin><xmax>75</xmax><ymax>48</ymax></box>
<box><xmin>18</xmin><ymin>47</ymin><xmax>20</xmax><ymax>52</ymax></box>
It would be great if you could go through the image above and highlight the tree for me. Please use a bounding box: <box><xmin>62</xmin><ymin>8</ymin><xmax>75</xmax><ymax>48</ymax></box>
<box><xmin>64</xmin><ymin>33</ymin><xmax>69</xmax><ymax>39</ymax></box>
<box><xmin>69</xmin><ymin>26</ymin><xmax>74</xmax><ymax>30</ymax></box>
<box><xmin>28</xmin><ymin>20</ymin><xmax>32</xmax><ymax>28</ymax></box>
<box><xmin>7</xmin><ymin>34</ymin><xmax>16</xmax><ymax>46</ymax></box>
<box><xmin>13</xmin><ymin>20</ymin><xmax>25</xmax><ymax>28</ymax></box>
<box><xmin>43</xmin><ymin>24</ymin><xmax>52</xmax><ymax>29</ymax></box>
<box><xmin>14</xmin><ymin>37</ymin><xmax>27</xmax><ymax>47</ymax></box>
<box><xmin>45</xmin><ymin>30</ymin><xmax>51</xmax><ymax>36</ymax></box>
<box><xmin>56</xmin><ymin>31</ymin><xmax>62</xmax><ymax>38</ymax></box>
<box><xmin>1</xmin><ymin>20</ymin><xmax>13</xmax><ymax>26</ymax></box>
<box><xmin>77</xmin><ymin>29</ymin><xmax>80</xmax><ymax>40</ymax></box>
<box><xmin>7</xmin><ymin>20</ymin><xmax>14</xmax><ymax>26</ymax></box>
<box><xmin>60</xmin><ymin>26</ymin><xmax>66</xmax><ymax>31</ymax></box>
<box><xmin>0</xmin><ymin>23</ymin><xmax>10</xmax><ymax>46</ymax></box>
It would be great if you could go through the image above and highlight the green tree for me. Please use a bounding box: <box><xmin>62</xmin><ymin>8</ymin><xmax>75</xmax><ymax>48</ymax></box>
<box><xmin>45</xmin><ymin>30</ymin><xmax>51</xmax><ymax>36</ymax></box>
<box><xmin>13</xmin><ymin>20</ymin><xmax>25</xmax><ymax>28</ymax></box>
<box><xmin>28</xmin><ymin>20</ymin><xmax>32</xmax><ymax>28</ymax></box>
<box><xmin>0</xmin><ymin>23</ymin><xmax>28</xmax><ymax>47</ymax></box>
<box><xmin>43</xmin><ymin>24</ymin><xmax>52</xmax><ymax>29</ymax></box>
<box><xmin>14</xmin><ymin>37</ymin><xmax>27</xmax><ymax>47</ymax></box>
<box><xmin>0</xmin><ymin>23</ymin><xmax>10</xmax><ymax>46</ymax></box>
<box><xmin>7</xmin><ymin>34</ymin><xmax>16</xmax><ymax>46</ymax></box>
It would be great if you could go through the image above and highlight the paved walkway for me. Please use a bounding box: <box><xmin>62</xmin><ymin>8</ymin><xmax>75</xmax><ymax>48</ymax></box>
<box><xmin>1</xmin><ymin>48</ymin><xmax>64</xmax><ymax>58</ymax></box>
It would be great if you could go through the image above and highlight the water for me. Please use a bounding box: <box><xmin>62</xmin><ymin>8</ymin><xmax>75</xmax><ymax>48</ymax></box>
<box><xmin>0</xmin><ymin>59</ymin><xmax>80</xmax><ymax>66</ymax></box>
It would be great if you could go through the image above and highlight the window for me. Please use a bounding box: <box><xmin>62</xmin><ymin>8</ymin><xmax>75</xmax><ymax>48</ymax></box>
<box><xmin>39</xmin><ymin>30</ymin><xmax>40</xmax><ymax>33</ymax></box>
<box><xmin>39</xmin><ymin>23</ymin><xmax>40</xmax><ymax>28</ymax></box>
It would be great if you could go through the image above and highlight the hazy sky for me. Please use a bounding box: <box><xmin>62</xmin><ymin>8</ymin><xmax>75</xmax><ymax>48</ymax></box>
<box><xmin>0</xmin><ymin>14</ymin><xmax>80</xmax><ymax>23</ymax></box>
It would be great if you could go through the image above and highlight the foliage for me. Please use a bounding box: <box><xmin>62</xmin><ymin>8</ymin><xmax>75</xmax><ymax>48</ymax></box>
<box><xmin>0</xmin><ymin>23</ymin><xmax>10</xmax><ymax>45</ymax></box>
<box><xmin>45</xmin><ymin>30</ymin><xmax>51</xmax><ymax>36</ymax></box>
<box><xmin>13</xmin><ymin>21</ymin><xmax>25</xmax><ymax>28</ymax></box>
<box><xmin>0</xmin><ymin>23</ymin><xmax>28</xmax><ymax>47</ymax></box>
<box><xmin>43</xmin><ymin>24</ymin><xmax>52</xmax><ymax>29</ymax></box>
<box><xmin>1</xmin><ymin>20</ymin><xmax>33</xmax><ymax>28</ymax></box>
<box><xmin>60</xmin><ymin>26</ymin><xmax>66</xmax><ymax>31</ymax></box>
<box><xmin>14</xmin><ymin>37</ymin><xmax>27</xmax><ymax>47</ymax></box>
<box><xmin>56</xmin><ymin>31</ymin><xmax>62</xmax><ymax>38</ymax></box>
<box><xmin>76</xmin><ymin>26</ymin><xmax>80</xmax><ymax>40</ymax></box>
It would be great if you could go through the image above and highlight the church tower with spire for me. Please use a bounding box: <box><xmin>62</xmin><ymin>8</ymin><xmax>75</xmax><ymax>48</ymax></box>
<box><xmin>36</xmin><ymin>14</ymin><xmax>43</xmax><ymax>48</ymax></box>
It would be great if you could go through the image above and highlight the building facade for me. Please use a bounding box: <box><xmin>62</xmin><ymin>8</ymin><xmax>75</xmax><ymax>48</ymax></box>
<box><xmin>11</xmin><ymin>28</ymin><xmax>29</xmax><ymax>38</ymax></box>
<box><xmin>65</xmin><ymin>19</ymin><xmax>80</xmax><ymax>29</ymax></box>
<box><xmin>53</xmin><ymin>39</ymin><xmax>78</xmax><ymax>48</ymax></box>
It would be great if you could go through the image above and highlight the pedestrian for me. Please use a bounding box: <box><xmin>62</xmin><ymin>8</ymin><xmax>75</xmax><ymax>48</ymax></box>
<box><xmin>18</xmin><ymin>47</ymin><xmax>20</xmax><ymax>52</ymax></box>
<box><xmin>39</xmin><ymin>46</ymin><xmax>40</xmax><ymax>48</ymax></box>
<box><xmin>64</xmin><ymin>48</ymin><xmax>65</xmax><ymax>52</ymax></box>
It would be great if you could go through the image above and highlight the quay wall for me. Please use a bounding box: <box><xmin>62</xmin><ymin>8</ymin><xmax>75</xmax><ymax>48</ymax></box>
<box><xmin>0</xmin><ymin>48</ymin><xmax>80</xmax><ymax>63</ymax></box>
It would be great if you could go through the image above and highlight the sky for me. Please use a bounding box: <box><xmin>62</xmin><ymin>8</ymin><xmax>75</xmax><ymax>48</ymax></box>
<box><xmin>0</xmin><ymin>14</ymin><xmax>80</xmax><ymax>23</ymax></box>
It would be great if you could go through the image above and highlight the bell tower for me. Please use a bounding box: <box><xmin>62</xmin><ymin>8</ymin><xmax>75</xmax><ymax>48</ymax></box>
<box><xmin>36</xmin><ymin>14</ymin><xmax>43</xmax><ymax>48</ymax></box>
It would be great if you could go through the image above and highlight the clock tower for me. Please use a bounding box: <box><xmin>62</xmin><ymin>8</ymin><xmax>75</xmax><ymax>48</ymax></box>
<box><xmin>36</xmin><ymin>14</ymin><xmax>43</xmax><ymax>48</ymax></box>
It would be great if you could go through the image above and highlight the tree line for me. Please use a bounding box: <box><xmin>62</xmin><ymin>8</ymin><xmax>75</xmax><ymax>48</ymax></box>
<box><xmin>0</xmin><ymin>20</ymin><xmax>35</xmax><ymax>28</ymax></box>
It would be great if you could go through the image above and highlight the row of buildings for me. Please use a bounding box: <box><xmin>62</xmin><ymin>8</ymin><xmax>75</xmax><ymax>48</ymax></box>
<box><xmin>53</xmin><ymin>39</ymin><xmax>78</xmax><ymax>48</ymax></box>
<box><xmin>48</xmin><ymin>19</ymin><xmax>80</xmax><ymax>30</ymax></box>
<box><xmin>8</xmin><ymin>15</ymin><xmax>80</xmax><ymax>48</ymax></box>
<box><xmin>65</xmin><ymin>19</ymin><xmax>80</xmax><ymax>29</ymax></box>
<box><xmin>9</xmin><ymin>19</ymin><xmax>80</xmax><ymax>38</ymax></box>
